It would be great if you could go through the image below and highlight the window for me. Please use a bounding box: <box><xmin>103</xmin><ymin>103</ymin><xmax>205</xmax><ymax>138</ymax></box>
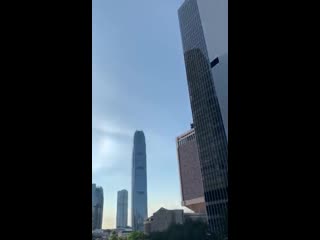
<box><xmin>211</xmin><ymin>57</ymin><xmax>219</xmax><ymax>68</ymax></box>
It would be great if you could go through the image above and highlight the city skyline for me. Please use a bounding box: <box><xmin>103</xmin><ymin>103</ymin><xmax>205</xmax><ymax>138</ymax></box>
<box><xmin>92</xmin><ymin>0</ymin><xmax>192</xmax><ymax>229</ymax></box>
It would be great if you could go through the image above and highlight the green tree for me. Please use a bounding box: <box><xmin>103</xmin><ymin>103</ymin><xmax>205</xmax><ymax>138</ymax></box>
<box><xmin>128</xmin><ymin>231</ymin><xmax>148</xmax><ymax>240</ymax></box>
<box><xmin>148</xmin><ymin>219</ymin><xmax>209</xmax><ymax>240</ymax></box>
<box><xmin>109</xmin><ymin>231</ymin><xmax>119</xmax><ymax>240</ymax></box>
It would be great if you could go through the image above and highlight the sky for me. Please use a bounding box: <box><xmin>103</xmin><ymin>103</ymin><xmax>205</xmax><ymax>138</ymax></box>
<box><xmin>92</xmin><ymin>0</ymin><xmax>192</xmax><ymax>229</ymax></box>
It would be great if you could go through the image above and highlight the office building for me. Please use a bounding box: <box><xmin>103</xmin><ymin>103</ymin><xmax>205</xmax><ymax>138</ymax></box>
<box><xmin>176</xmin><ymin>126</ymin><xmax>206</xmax><ymax>214</ymax></box>
<box><xmin>131</xmin><ymin>131</ymin><xmax>148</xmax><ymax>231</ymax></box>
<box><xmin>178</xmin><ymin>0</ymin><xmax>228</xmax><ymax>235</ymax></box>
<box><xmin>116</xmin><ymin>189</ymin><xmax>128</xmax><ymax>228</ymax></box>
<box><xmin>92</xmin><ymin>184</ymin><xmax>104</xmax><ymax>230</ymax></box>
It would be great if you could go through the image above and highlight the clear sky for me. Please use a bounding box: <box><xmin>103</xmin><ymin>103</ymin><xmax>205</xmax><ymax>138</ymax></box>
<box><xmin>92</xmin><ymin>0</ymin><xmax>192</xmax><ymax>229</ymax></box>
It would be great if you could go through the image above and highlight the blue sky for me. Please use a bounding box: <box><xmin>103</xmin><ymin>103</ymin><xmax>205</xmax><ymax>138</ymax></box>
<box><xmin>92</xmin><ymin>0</ymin><xmax>192</xmax><ymax>228</ymax></box>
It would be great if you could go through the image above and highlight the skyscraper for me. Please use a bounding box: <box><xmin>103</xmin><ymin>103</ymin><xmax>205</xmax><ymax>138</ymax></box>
<box><xmin>116</xmin><ymin>189</ymin><xmax>128</xmax><ymax>228</ymax></box>
<box><xmin>178</xmin><ymin>0</ymin><xmax>228</xmax><ymax>235</ymax></box>
<box><xmin>176</xmin><ymin>126</ymin><xmax>206</xmax><ymax>214</ymax></box>
<box><xmin>131</xmin><ymin>130</ymin><xmax>148</xmax><ymax>231</ymax></box>
<box><xmin>92</xmin><ymin>184</ymin><xmax>104</xmax><ymax>230</ymax></box>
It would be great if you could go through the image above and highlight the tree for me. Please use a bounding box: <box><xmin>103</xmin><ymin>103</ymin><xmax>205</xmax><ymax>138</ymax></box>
<box><xmin>127</xmin><ymin>231</ymin><xmax>148</xmax><ymax>240</ymax></box>
<box><xmin>109</xmin><ymin>231</ymin><xmax>119</xmax><ymax>240</ymax></box>
<box><xmin>148</xmin><ymin>219</ymin><xmax>209</xmax><ymax>240</ymax></box>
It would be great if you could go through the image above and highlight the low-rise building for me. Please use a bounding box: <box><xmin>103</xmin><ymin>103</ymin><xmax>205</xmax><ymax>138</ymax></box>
<box><xmin>144</xmin><ymin>208</ymin><xmax>209</xmax><ymax>235</ymax></box>
<box><xmin>144</xmin><ymin>208</ymin><xmax>184</xmax><ymax>234</ymax></box>
<box><xmin>115</xmin><ymin>227</ymin><xmax>133</xmax><ymax>238</ymax></box>
<box><xmin>118</xmin><ymin>229</ymin><xmax>133</xmax><ymax>238</ymax></box>
<box><xmin>184</xmin><ymin>212</ymin><xmax>207</xmax><ymax>222</ymax></box>
<box><xmin>92</xmin><ymin>229</ymin><xmax>109</xmax><ymax>240</ymax></box>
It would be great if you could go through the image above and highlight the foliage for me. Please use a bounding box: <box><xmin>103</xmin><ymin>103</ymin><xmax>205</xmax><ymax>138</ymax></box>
<box><xmin>109</xmin><ymin>231</ymin><xmax>119</xmax><ymax>240</ymax></box>
<box><xmin>127</xmin><ymin>231</ymin><xmax>148</xmax><ymax>240</ymax></box>
<box><xmin>149</xmin><ymin>219</ymin><xmax>209</xmax><ymax>240</ymax></box>
<box><xmin>123</xmin><ymin>214</ymin><xmax>228</xmax><ymax>240</ymax></box>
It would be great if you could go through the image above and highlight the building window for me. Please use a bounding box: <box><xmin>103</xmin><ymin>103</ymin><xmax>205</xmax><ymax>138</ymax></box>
<box><xmin>210</xmin><ymin>57</ymin><xmax>220</xmax><ymax>68</ymax></box>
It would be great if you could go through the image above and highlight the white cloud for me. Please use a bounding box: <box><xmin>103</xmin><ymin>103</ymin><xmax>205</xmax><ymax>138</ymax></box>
<box><xmin>92</xmin><ymin>117</ymin><xmax>133</xmax><ymax>138</ymax></box>
<box><xmin>92</xmin><ymin>116</ymin><xmax>135</xmax><ymax>173</ymax></box>
<box><xmin>92</xmin><ymin>136</ymin><xmax>117</xmax><ymax>172</ymax></box>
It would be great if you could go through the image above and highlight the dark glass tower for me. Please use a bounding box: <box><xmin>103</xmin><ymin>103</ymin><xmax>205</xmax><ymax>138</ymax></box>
<box><xmin>131</xmin><ymin>131</ymin><xmax>148</xmax><ymax>231</ymax></box>
<box><xmin>178</xmin><ymin>0</ymin><xmax>228</xmax><ymax>236</ymax></box>
<box><xmin>92</xmin><ymin>184</ymin><xmax>104</xmax><ymax>230</ymax></box>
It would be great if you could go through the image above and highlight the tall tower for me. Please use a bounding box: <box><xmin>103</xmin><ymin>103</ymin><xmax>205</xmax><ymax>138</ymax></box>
<box><xmin>178</xmin><ymin>0</ymin><xmax>228</xmax><ymax>235</ymax></box>
<box><xmin>131</xmin><ymin>131</ymin><xmax>148</xmax><ymax>231</ymax></box>
<box><xmin>92</xmin><ymin>184</ymin><xmax>104</xmax><ymax>230</ymax></box>
<box><xmin>116</xmin><ymin>189</ymin><xmax>128</xmax><ymax>228</ymax></box>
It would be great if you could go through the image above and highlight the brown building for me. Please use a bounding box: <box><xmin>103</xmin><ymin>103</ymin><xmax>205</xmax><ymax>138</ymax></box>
<box><xmin>176</xmin><ymin>127</ymin><xmax>206</xmax><ymax>214</ymax></box>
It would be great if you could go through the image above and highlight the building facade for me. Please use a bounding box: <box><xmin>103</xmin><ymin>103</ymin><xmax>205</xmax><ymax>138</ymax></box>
<box><xmin>144</xmin><ymin>208</ymin><xmax>184</xmax><ymax>235</ymax></box>
<box><xmin>178</xmin><ymin>0</ymin><xmax>228</xmax><ymax>235</ymax></box>
<box><xmin>92</xmin><ymin>229</ymin><xmax>109</xmax><ymax>240</ymax></box>
<box><xmin>131</xmin><ymin>131</ymin><xmax>148</xmax><ymax>231</ymax></box>
<box><xmin>92</xmin><ymin>184</ymin><xmax>104</xmax><ymax>230</ymax></box>
<box><xmin>117</xmin><ymin>228</ymin><xmax>133</xmax><ymax>238</ymax></box>
<box><xmin>184</xmin><ymin>212</ymin><xmax>207</xmax><ymax>223</ymax></box>
<box><xmin>116</xmin><ymin>189</ymin><xmax>128</xmax><ymax>228</ymax></box>
<box><xmin>176</xmin><ymin>127</ymin><xmax>206</xmax><ymax>214</ymax></box>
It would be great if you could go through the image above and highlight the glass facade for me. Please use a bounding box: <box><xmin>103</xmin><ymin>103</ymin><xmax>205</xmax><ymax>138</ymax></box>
<box><xmin>131</xmin><ymin>131</ymin><xmax>148</xmax><ymax>231</ymax></box>
<box><xmin>116</xmin><ymin>189</ymin><xmax>128</xmax><ymax>228</ymax></box>
<box><xmin>178</xmin><ymin>0</ymin><xmax>228</xmax><ymax>235</ymax></box>
<box><xmin>92</xmin><ymin>184</ymin><xmax>104</xmax><ymax>230</ymax></box>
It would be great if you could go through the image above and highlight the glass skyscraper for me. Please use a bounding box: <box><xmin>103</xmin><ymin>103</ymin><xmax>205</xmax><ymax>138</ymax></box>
<box><xmin>116</xmin><ymin>189</ymin><xmax>128</xmax><ymax>228</ymax></box>
<box><xmin>92</xmin><ymin>184</ymin><xmax>104</xmax><ymax>230</ymax></box>
<box><xmin>178</xmin><ymin>0</ymin><xmax>228</xmax><ymax>236</ymax></box>
<box><xmin>131</xmin><ymin>131</ymin><xmax>148</xmax><ymax>231</ymax></box>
